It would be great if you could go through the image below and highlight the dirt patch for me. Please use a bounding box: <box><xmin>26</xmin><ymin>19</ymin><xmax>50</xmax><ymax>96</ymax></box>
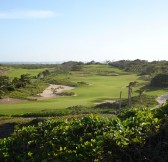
<box><xmin>0</xmin><ymin>98</ymin><xmax>27</xmax><ymax>104</ymax></box>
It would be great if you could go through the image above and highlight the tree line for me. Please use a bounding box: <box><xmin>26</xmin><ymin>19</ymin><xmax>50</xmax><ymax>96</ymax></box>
<box><xmin>109</xmin><ymin>59</ymin><xmax>168</xmax><ymax>88</ymax></box>
<box><xmin>109</xmin><ymin>59</ymin><xmax>168</xmax><ymax>76</ymax></box>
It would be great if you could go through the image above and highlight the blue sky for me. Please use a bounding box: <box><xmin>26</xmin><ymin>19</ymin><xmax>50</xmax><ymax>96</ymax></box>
<box><xmin>0</xmin><ymin>0</ymin><xmax>168</xmax><ymax>62</ymax></box>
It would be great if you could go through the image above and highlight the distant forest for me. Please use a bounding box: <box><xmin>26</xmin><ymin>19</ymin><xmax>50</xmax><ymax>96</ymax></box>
<box><xmin>109</xmin><ymin>59</ymin><xmax>168</xmax><ymax>87</ymax></box>
<box><xmin>109</xmin><ymin>59</ymin><xmax>168</xmax><ymax>75</ymax></box>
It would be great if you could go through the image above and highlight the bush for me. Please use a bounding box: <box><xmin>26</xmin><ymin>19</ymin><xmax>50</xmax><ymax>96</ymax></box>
<box><xmin>150</xmin><ymin>73</ymin><xmax>168</xmax><ymax>87</ymax></box>
<box><xmin>1</xmin><ymin>105</ymin><xmax>165</xmax><ymax>161</ymax></box>
<box><xmin>57</xmin><ymin>91</ymin><xmax>75</xmax><ymax>96</ymax></box>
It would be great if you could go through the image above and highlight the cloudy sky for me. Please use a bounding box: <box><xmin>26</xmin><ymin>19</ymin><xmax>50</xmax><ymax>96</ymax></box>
<box><xmin>0</xmin><ymin>0</ymin><xmax>168</xmax><ymax>62</ymax></box>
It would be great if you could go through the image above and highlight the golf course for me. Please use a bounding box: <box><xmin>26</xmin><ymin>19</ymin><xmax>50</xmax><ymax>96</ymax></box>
<box><xmin>1</xmin><ymin>1</ymin><xmax>168</xmax><ymax>161</ymax></box>
<box><xmin>1</xmin><ymin>61</ymin><xmax>168</xmax><ymax>162</ymax></box>
<box><xmin>0</xmin><ymin>63</ymin><xmax>167</xmax><ymax>115</ymax></box>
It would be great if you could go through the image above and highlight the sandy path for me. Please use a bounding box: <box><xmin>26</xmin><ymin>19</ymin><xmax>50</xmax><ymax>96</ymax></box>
<box><xmin>156</xmin><ymin>94</ymin><xmax>168</xmax><ymax>105</ymax></box>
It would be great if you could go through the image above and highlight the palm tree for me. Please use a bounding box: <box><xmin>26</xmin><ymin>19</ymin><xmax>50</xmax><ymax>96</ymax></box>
<box><xmin>119</xmin><ymin>91</ymin><xmax>122</xmax><ymax>109</ymax></box>
<box><xmin>127</xmin><ymin>81</ymin><xmax>138</xmax><ymax>107</ymax></box>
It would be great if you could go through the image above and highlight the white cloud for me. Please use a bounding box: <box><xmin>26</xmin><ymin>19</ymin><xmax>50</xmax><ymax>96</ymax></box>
<box><xmin>0</xmin><ymin>10</ymin><xmax>57</xmax><ymax>19</ymax></box>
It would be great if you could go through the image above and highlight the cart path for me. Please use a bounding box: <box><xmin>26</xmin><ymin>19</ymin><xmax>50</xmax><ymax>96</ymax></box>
<box><xmin>156</xmin><ymin>94</ymin><xmax>168</xmax><ymax>105</ymax></box>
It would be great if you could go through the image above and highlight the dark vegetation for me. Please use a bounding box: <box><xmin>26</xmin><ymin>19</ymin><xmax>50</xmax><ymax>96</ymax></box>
<box><xmin>0</xmin><ymin>74</ymin><xmax>48</xmax><ymax>99</ymax></box>
<box><xmin>56</xmin><ymin>91</ymin><xmax>75</xmax><ymax>96</ymax></box>
<box><xmin>109</xmin><ymin>59</ymin><xmax>168</xmax><ymax>76</ymax></box>
<box><xmin>1</xmin><ymin>103</ymin><xmax>168</xmax><ymax>161</ymax></box>
<box><xmin>150</xmin><ymin>73</ymin><xmax>168</xmax><ymax>87</ymax></box>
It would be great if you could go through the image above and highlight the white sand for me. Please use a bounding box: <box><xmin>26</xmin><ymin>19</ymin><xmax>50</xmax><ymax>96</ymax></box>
<box><xmin>0</xmin><ymin>85</ymin><xmax>75</xmax><ymax>103</ymax></box>
<box><xmin>40</xmin><ymin>84</ymin><xmax>74</xmax><ymax>97</ymax></box>
<box><xmin>34</xmin><ymin>84</ymin><xmax>74</xmax><ymax>100</ymax></box>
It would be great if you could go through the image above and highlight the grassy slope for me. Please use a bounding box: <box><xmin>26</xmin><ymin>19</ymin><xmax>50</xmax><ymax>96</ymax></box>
<box><xmin>7</xmin><ymin>68</ymin><xmax>50</xmax><ymax>78</ymax></box>
<box><xmin>0</xmin><ymin>64</ymin><xmax>166</xmax><ymax>115</ymax></box>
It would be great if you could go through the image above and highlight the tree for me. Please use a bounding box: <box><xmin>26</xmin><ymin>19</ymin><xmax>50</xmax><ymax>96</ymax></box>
<box><xmin>42</xmin><ymin>70</ymin><xmax>50</xmax><ymax>77</ymax></box>
<box><xmin>37</xmin><ymin>72</ymin><xmax>43</xmax><ymax>79</ymax></box>
<box><xmin>150</xmin><ymin>74</ymin><xmax>168</xmax><ymax>87</ymax></box>
<box><xmin>0</xmin><ymin>76</ymin><xmax>15</xmax><ymax>97</ymax></box>
<box><xmin>127</xmin><ymin>81</ymin><xmax>138</xmax><ymax>107</ymax></box>
<box><xmin>20</xmin><ymin>74</ymin><xmax>31</xmax><ymax>84</ymax></box>
<box><xmin>12</xmin><ymin>74</ymin><xmax>31</xmax><ymax>88</ymax></box>
<box><xmin>12</xmin><ymin>77</ymin><xmax>21</xmax><ymax>88</ymax></box>
<box><xmin>0</xmin><ymin>76</ymin><xmax>10</xmax><ymax>86</ymax></box>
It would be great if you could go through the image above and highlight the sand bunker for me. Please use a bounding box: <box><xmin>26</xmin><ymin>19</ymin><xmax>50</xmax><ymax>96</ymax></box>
<box><xmin>0</xmin><ymin>84</ymin><xmax>75</xmax><ymax>103</ymax></box>
<box><xmin>35</xmin><ymin>84</ymin><xmax>75</xmax><ymax>100</ymax></box>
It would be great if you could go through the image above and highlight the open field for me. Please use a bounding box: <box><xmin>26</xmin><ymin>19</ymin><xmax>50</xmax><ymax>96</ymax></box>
<box><xmin>0</xmin><ymin>64</ymin><xmax>167</xmax><ymax>115</ymax></box>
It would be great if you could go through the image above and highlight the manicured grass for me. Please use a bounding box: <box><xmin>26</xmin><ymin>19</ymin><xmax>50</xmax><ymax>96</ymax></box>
<box><xmin>0</xmin><ymin>64</ymin><xmax>167</xmax><ymax>115</ymax></box>
<box><xmin>0</xmin><ymin>74</ymin><xmax>140</xmax><ymax>115</ymax></box>
<box><xmin>143</xmin><ymin>87</ymin><xmax>168</xmax><ymax>96</ymax></box>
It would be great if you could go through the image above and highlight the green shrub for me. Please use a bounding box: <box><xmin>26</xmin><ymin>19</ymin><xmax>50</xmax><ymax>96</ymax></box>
<box><xmin>57</xmin><ymin>91</ymin><xmax>75</xmax><ymax>96</ymax></box>
<box><xmin>1</xmin><ymin>104</ymin><xmax>165</xmax><ymax>161</ymax></box>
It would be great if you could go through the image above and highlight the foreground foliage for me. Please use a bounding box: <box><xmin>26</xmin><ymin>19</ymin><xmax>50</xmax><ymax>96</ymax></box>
<box><xmin>1</xmin><ymin>103</ymin><xmax>168</xmax><ymax>162</ymax></box>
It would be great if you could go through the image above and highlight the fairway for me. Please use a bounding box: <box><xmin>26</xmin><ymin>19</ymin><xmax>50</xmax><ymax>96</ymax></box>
<box><xmin>0</xmin><ymin>71</ymin><xmax>139</xmax><ymax>115</ymax></box>
<box><xmin>0</xmin><ymin>64</ymin><xmax>167</xmax><ymax>115</ymax></box>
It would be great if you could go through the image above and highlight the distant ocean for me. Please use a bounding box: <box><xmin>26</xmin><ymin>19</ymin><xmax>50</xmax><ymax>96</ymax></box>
<box><xmin>0</xmin><ymin>61</ymin><xmax>63</xmax><ymax>64</ymax></box>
